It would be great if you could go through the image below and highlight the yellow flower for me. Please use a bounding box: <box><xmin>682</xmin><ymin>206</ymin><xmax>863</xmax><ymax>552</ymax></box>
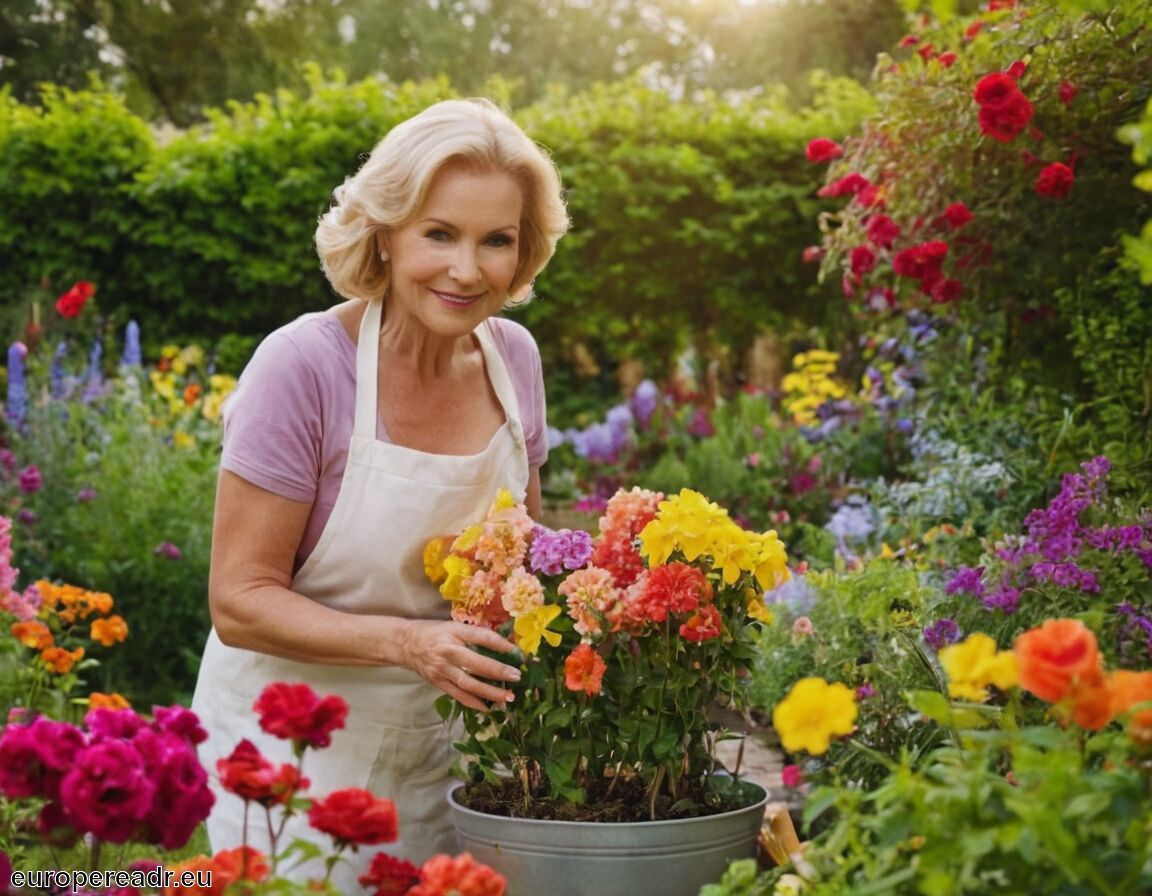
<box><xmin>423</xmin><ymin>537</ymin><xmax>452</xmax><ymax>585</ymax></box>
<box><xmin>746</xmin><ymin>591</ymin><xmax>775</xmax><ymax>624</ymax></box>
<box><xmin>772</xmin><ymin>677</ymin><xmax>858</xmax><ymax>755</ymax></box>
<box><xmin>439</xmin><ymin>555</ymin><xmax>473</xmax><ymax>601</ymax></box>
<box><xmin>708</xmin><ymin>522</ymin><xmax>752</xmax><ymax>585</ymax></box>
<box><xmin>160</xmin><ymin>345</ymin><xmax>181</xmax><ymax>360</ymax></box>
<box><xmin>452</xmin><ymin>524</ymin><xmax>483</xmax><ymax>555</ymax></box>
<box><xmin>514</xmin><ymin>604</ymin><xmax>562</xmax><ymax>656</ymax></box>
<box><xmin>201</xmin><ymin>391</ymin><xmax>228</xmax><ymax>422</ymax></box>
<box><xmin>208</xmin><ymin>373</ymin><xmax>237</xmax><ymax>394</ymax></box>
<box><xmin>492</xmin><ymin>488</ymin><xmax>516</xmax><ymax>511</ymax></box>
<box><xmin>180</xmin><ymin>345</ymin><xmax>205</xmax><ymax>369</ymax></box>
<box><xmin>939</xmin><ymin>633</ymin><xmax>1019</xmax><ymax>702</ymax></box>
<box><xmin>173</xmin><ymin>430</ymin><xmax>196</xmax><ymax>449</ymax></box>
<box><xmin>639</xmin><ymin>488</ymin><xmax>729</xmax><ymax>566</ymax></box>
<box><xmin>747</xmin><ymin>531</ymin><xmax>791</xmax><ymax>592</ymax></box>
<box><xmin>149</xmin><ymin>371</ymin><xmax>176</xmax><ymax>401</ymax></box>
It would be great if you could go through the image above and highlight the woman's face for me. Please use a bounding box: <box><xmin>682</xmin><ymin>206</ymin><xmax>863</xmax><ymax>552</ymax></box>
<box><xmin>384</xmin><ymin>165</ymin><xmax>524</xmax><ymax>338</ymax></box>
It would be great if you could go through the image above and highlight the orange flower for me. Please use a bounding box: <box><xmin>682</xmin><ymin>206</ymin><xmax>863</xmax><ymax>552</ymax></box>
<box><xmin>564</xmin><ymin>643</ymin><xmax>607</xmax><ymax>696</ymax></box>
<box><xmin>90</xmin><ymin>614</ymin><xmax>129</xmax><ymax>646</ymax></box>
<box><xmin>37</xmin><ymin>581</ymin><xmax>113</xmax><ymax>623</ymax></box>
<box><xmin>183</xmin><ymin>383</ymin><xmax>202</xmax><ymax>406</ymax></box>
<box><xmin>1068</xmin><ymin>668</ymin><xmax>1113</xmax><ymax>731</ymax></box>
<box><xmin>1110</xmin><ymin>669</ymin><xmax>1152</xmax><ymax>743</ymax></box>
<box><xmin>1013</xmin><ymin>618</ymin><xmax>1101</xmax><ymax>703</ymax></box>
<box><xmin>40</xmin><ymin>646</ymin><xmax>84</xmax><ymax>674</ymax></box>
<box><xmin>89</xmin><ymin>692</ymin><xmax>131</xmax><ymax>710</ymax></box>
<box><xmin>11</xmin><ymin>620</ymin><xmax>53</xmax><ymax>650</ymax></box>
<box><xmin>162</xmin><ymin>855</ymin><xmax>234</xmax><ymax>895</ymax></box>
<box><xmin>213</xmin><ymin>846</ymin><xmax>270</xmax><ymax>883</ymax></box>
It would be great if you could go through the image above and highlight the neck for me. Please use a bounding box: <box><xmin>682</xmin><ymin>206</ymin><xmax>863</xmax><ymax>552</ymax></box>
<box><xmin>375</xmin><ymin>308</ymin><xmax>477</xmax><ymax>381</ymax></box>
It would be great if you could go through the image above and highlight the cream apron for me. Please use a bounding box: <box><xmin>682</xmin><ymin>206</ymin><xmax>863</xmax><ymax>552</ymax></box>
<box><xmin>191</xmin><ymin>299</ymin><xmax>529</xmax><ymax>888</ymax></box>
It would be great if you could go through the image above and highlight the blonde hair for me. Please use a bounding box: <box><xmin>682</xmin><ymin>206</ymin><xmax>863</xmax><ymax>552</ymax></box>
<box><xmin>315</xmin><ymin>98</ymin><xmax>569</xmax><ymax>306</ymax></box>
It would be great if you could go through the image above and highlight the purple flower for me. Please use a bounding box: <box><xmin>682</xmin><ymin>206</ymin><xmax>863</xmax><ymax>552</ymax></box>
<box><xmin>76</xmin><ymin>487</ymin><xmax>98</xmax><ymax>502</ymax></box>
<box><xmin>630</xmin><ymin>379</ymin><xmax>659</xmax><ymax>429</ymax></box>
<box><xmin>605</xmin><ymin>403</ymin><xmax>633</xmax><ymax>434</ymax></box>
<box><xmin>982</xmin><ymin>586</ymin><xmax>1021</xmax><ymax>614</ymax></box>
<box><xmin>17</xmin><ymin>464</ymin><xmax>41</xmax><ymax>494</ymax></box>
<box><xmin>945</xmin><ymin>565</ymin><xmax>985</xmax><ymax>597</ymax></box>
<box><xmin>5</xmin><ymin>342</ymin><xmax>28</xmax><ymax>425</ymax></box>
<box><xmin>529</xmin><ymin>526</ymin><xmax>594</xmax><ymax>576</ymax></box>
<box><xmin>16</xmin><ymin>509</ymin><xmax>37</xmax><ymax>526</ymax></box>
<box><xmin>855</xmin><ymin>683</ymin><xmax>877</xmax><ymax>700</ymax></box>
<box><xmin>121</xmin><ymin>320</ymin><xmax>142</xmax><ymax>368</ymax></box>
<box><xmin>923</xmin><ymin>618</ymin><xmax>960</xmax><ymax>650</ymax></box>
<box><xmin>153</xmin><ymin>541</ymin><xmax>182</xmax><ymax>560</ymax></box>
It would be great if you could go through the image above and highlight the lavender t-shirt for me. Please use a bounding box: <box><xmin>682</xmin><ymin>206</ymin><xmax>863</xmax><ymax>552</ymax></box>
<box><xmin>220</xmin><ymin>312</ymin><xmax>548</xmax><ymax>572</ymax></box>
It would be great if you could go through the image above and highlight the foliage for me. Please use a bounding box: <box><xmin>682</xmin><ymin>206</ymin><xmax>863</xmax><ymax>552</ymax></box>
<box><xmin>429</xmin><ymin>487</ymin><xmax>788</xmax><ymax>818</ymax></box>
<box><xmin>812</xmin><ymin>0</ymin><xmax>1152</xmax><ymax>379</ymax></box>
<box><xmin>2</xmin><ymin>296</ymin><xmax>220</xmax><ymax>707</ymax></box>
<box><xmin>1117</xmin><ymin>94</ymin><xmax>1152</xmax><ymax>283</ymax></box>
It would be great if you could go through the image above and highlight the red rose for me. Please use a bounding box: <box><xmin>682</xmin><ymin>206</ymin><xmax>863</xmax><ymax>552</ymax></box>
<box><xmin>1035</xmin><ymin>162</ymin><xmax>1074</xmax><ymax>199</ymax></box>
<box><xmin>850</xmin><ymin>246</ymin><xmax>876</xmax><ymax>277</ymax></box>
<box><xmin>817</xmin><ymin>172</ymin><xmax>871</xmax><ymax>198</ymax></box>
<box><xmin>253</xmin><ymin>682</ymin><xmax>348</xmax><ymax>749</ymax></box>
<box><xmin>55</xmin><ymin>281</ymin><xmax>95</xmax><ymax>319</ymax></box>
<box><xmin>939</xmin><ymin>202</ymin><xmax>973</xmax><ymax>230</ymax></box>
<box><xmin>307</xmin><ymin>788</ymin><xmax>398</xmax><ymax>845</ymax></box>
<box><xmin>1006</xmin><ymin>60</ymin><xmax>1027</xmax><ymax>80</ymax></box>
<box><xmin>899</xmin><ymin>34</ymin><xmax>920</xmax><ymax>48</ymax></box>
<box><xmin>973</xmin><ymin>72</ymin><xmax>1017</xmax><ymax>106</ymax></box>
<box><xmin>977</xmin><ymin>92</ymin><xmax>1034</xmax><ymax>143</ymax></box>
<box><xmin>865</xmin><ymin>214</ymin><xmax>901</xmax><ymax>248</ymax></box>
<box><xmin>217</xmin><ymin>740</ymin><xmax>307</xmax><ymax>806</ymax></box>
<box><xmin>937</xmin><ymin>51</ymin><xmax>958</xmax><ymax>68</ymax></box>
<box><xmin>1058</xmin><ymin>81</ymin><xmax>1078</xmax><ymax>104</ymax></box>
<box><xmin>930</xmin><ymin>278</ymin><xmax>963</xmax><ymax>304</ymax></box>
<box><xmin>965</xmin><ymin>21</ymin><xmax>984</xmax><ymax>41</ymax></box>
<box><xmin>805</xmin><ymin>138</ymin><xmax>843</xmax><ymax>163</ymax></box>
<box><xmin>359</xmin><ymin>853</ymin><xmax>421</xmax><ymax>896</ymax></box>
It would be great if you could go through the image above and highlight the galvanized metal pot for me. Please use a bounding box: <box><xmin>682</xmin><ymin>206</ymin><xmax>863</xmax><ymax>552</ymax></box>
<box><xmin>448</xmin><ymin>781</ymin><xmax>768</xmax><ymax>896</ymax></box>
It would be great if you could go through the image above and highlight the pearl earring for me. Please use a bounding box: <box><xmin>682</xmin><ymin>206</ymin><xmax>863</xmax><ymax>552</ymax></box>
<box><xmin>379</xmin><ymin>250</ymin><xmax>390</xmax><ymax>262</ymax></box>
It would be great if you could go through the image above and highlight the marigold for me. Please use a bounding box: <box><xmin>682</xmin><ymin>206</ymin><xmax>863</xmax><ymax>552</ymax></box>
<box><xmin>772</xmin><ymin>677</ymin><xmax>858</xmax><ymax>755</ymax></box>
<box><xmin>40</xmin><ymin>646</ymin><xmax>84</xmax><ymax>674</ymax></box>
<box><xmin>90</xmin><ymin>614</ymin><xmax>129</xmax><ymax>647</ymax></box>
<box><xmin>1014</xmin><ymin>618</ymin><xmax>1101</xmax><ymax>703</ymax></box>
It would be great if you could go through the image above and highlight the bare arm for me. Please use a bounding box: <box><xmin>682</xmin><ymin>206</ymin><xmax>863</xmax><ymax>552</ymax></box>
<box><xmin>525</xmin><ymin>465</ymin><xmax>542</xmax><ymax>520</ymax></box>
<box><xmin>208</xmin><ymin>470</ymin><xmax>520</xmax><ymax>710</ymax></box>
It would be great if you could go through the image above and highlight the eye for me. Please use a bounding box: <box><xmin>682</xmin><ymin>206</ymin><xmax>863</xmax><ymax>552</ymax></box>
<box><xmin>425</xmin><ymin>229</ymin><xmax>452</xmax><ymax>242</ymax></box>
<box><xmin>486</xmin><ymin>233</ymin><xmax>516</xmax><ymax>248</ymax></box>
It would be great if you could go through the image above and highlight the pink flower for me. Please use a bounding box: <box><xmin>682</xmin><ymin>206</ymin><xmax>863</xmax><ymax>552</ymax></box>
<box><xmin>850</xmin><ymin>246</ymin><xmax>876</xmax><ymax>277</ymax></box>
<box><xmin>0</xmin><ymin>718</ymin><xmax>87</xmax><ymax>801</ymax></box>
<box><xmin>791</xmin><ymin>616</ymin><xmax>814</xmax><ymax>637</ymax></box>
<box><xmin>1035</xmin><ymin>162</ymin><xmax>1074</xmax><ymax>199</ymax></box>
<box><xmin>801</xmin><ymin>245</ymin><xmax>825</xmax><ymax>264</ymax></box>
<box><xmin>805</xmin><ymin>138</ymin><xmax>843</xmax><ymax>163</ymax></box>
<box><xmin>781</xmin><ymin>764</ymin><xmax>804</xmax><ymax>789</ymax></box>
<box><xmin>153</xmin><ymin>541</ymin><xmax>182</xmax><ymax>560</ymax></box>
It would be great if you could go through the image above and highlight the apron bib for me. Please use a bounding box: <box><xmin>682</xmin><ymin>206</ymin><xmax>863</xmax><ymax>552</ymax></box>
<box><xmin>191</xmin><ymin>299</ymin><xmax>528</xmax><ymax>888</ymax></box>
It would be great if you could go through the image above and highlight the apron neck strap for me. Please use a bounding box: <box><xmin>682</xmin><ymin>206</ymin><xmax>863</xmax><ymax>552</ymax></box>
<box><xmin>354</xmin><ymin>299</ymin><xmax>383</xmax><ymax>438</ymax></box>
<box><xmin>353</xmin><ymin>302</ymin><xmax>522</xmax><ymax>439</ymax></box>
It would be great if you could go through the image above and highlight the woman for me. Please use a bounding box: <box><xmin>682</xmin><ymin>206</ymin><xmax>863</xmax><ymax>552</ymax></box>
<box><xmin>190</xmin><ymin>98</ymin><xmax>569</xmax><ymax>885</ymax></box>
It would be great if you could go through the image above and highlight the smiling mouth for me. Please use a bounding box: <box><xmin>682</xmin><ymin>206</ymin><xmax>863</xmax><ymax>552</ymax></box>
<box><xmin>432</xmin><ymin>289</ymin><xmax>485</xmax><ymax>306</ymax></box>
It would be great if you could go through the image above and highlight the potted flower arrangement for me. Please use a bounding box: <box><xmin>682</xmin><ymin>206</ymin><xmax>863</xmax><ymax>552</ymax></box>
<box><xmin>423</xmin><ymin>486</ymin><xmax>791</xmax><ymax>896</ymax></box>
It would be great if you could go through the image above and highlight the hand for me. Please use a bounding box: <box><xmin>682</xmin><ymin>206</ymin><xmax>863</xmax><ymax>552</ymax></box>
<box><xmin>399</xmin><ymin>619</ymin><xmax>520</xmax><ymax>712</ymax></box>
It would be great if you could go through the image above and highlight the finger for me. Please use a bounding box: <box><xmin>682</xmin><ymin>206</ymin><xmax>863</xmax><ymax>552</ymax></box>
<box><xmin>461</xmin><ymin>653</ymin><xmax>521</xmax><ymax>683</ymax></box>
<box><xmin>444</xmin><ymin>674</ymin><xmax>514</xmax><ymax>712</ymax></box>
<box><xmin>456</xmin><ymin>623</ymin><xmax>517</xmax><ymax>655</ymax></box>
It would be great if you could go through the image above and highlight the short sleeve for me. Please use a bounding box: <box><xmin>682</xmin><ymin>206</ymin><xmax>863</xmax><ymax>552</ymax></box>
<box><xmin>488</xmin><ymin>318</ymin><xmax>549</xmax><ymax>470</ymax></box>
<box><xmin>220</xmin><ymin>330</ymin><xmax>325</xmax><ymax>503</ymax></box>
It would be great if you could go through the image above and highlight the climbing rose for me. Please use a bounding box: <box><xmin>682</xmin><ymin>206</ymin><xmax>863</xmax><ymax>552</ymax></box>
<box><xmin>973</xmin><ymin>72</ymin><xmax>1034</xmax><ymax>143</ymax></box>
<box><xmin>1058</xmin><ymin>81</ymin><xmax>1078</xmax><ymax>104</ymax></box>
<box><xmin>805</xmin><ymin>138</ymin><xmax>843</xmax><ymax>163</ymax></box>
<box><xmin>1035</xmin><ymin>162</ymin><xmax>1074</xmax><ymax>199</ymax></box>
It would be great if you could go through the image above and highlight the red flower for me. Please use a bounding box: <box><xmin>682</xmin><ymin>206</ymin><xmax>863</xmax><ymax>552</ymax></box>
<box><xmin>930</xmin><ymin>278</ymin><xmax>963</xmax><ymax>304</ymax></box>
<box><xmin>307</xmin><ymin>788</ymin><xmax>398</xmax><ymax>846</ymax></box>
<box><xmin>965</xmin><ymin>21</ymin><xmax>985</xmax><ymax>40</ymax></box>
<box><xmin>679</xmin><ymin>604</ymin><xmax>723</xmax><ymax>643</ymax></box>
<box><xmin>213</xmin><ymin>846</ymin><xmax>270</xmax><ymax>883</ymax></box>
<box><xmin>216</xmin><ymin>740</ymin><xmax>307</xmax><ymax>806</ymax></box>
<box><xmin>939</xmin><ymin>202</ymin><xmax>973</xmax><ymax>230</ymax></box>
<box><xmin>805</xmin><ymin>138</ymin><xmax>843</xmax><ymax>163</ymax></box>
<box><xmin>937</xmin><ymin>51</ymin><xmax>958</xmax><ymax>68</ymax></box>
<box><xmin>988</xmin><ymin>0</ymin><xmax>1016</xmax><ymax>10</ymax></box>
<box><xmin>564</xmin><ymin>643</ymin><xmax>607</xmax><ymax>696</ymax></box>
<box><xmin>856</xmin><ymin>184</ymin><xmax>885</xmax><ymax>209</ymax></box>
<box><xmin>55</xmin><ymin>281</ymin><xmax>95</xmax><ymax>318</ymax></box>
<box><xmin>801</xmin><ymin>245</ymin><xmax>825</xmax><ymax>264</ymax></box>
<box><xmin>973</xmin><ymin>72</ymin><xmax>1034</xmax><ymax>143</ymax></box>
<box><xmin>632</xmin><ymin>562</ymin><xmax>712</xmax><ymax>624</ymax></box>
<box><xmin>253</xmin><ymin>682</ymin><xmax>348</xmax><ymax>749</ymax></box>
<box><xmin>892</xmin><ymin>240</ymin><xmax>948</xmax><ymax>280</ymax></box>
<box><xmin>816</xmin><ymin>172</ymin><xmax>871</xmax><ymax>198</ymax></box>
<box><xmin>359</xmin><ymin>853</ymin><xmax>422</xmax><ymax>896</ymax></box>
<box><xmin>899</xmin><ymin>34</ymin><xmax>920</xmax><ymax>48</ymax></box>
<box><xmin>865</xmin><ymin>214</ymin><xmax>901</xmax><ymax>248</ymax></box>
<box><xmin>1035</xmin><ymin>162</ymin><xmax>1074</xmax><ymax>199</ymax></box>
<box><xmin>850</xmin><ymin>246</ymin><xmax>876</xmax><ymax>277</ymax></box>
<box><xmin>1005</xmin><ymin>60</ymin><xmax>1027</xmax><ymax>80</ymax></box>
<box><xmin>409</xmin><ymin>852</ymin><xmax>506</xmax><ymax>896</ymax></box>
<box><xmin>1058</xmin><ymin>80</ymin><xmax>1078</xmax><ymax>104</ymax></box>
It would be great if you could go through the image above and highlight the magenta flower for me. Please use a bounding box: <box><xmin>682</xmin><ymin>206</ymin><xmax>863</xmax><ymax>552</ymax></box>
<box><xmin>0</xmin><ymin>719</ymin><xmax>88</xmax><ymax>801</ymax></box>
<box><xmin>60</xmin><ymin>740</ymin><xmax>156</xmax><ymax>843</ymax></box>
<box><xmin>152</xmin><ymin>705</ymin><xmax>208</xmax><ymax>745</ymax></box>
<box><xmin>153</xmin><ymin>541</ymin><xmax>182</xmax><ymax>560</ymax></box>
<box><xmin>17</xmin><ymin>465</ymin><xmax>42</xmax><ymax>494</ymax></box>
<box><xmin>77</xmin><ymin>487</ymin><xmax>98</xmax><ymax>502</ymax></box>
<box><xmin>131</xmin><ymin>728</ymin><xmax>214</xmax><ymax>849</ymax></box>
<box><xmin>781</xmin><ymin>764</ymin><xmax>804</xmax><ymax>788</ymax></box>
<box><xmin>529</xmin><ymin>527</ymin><xmax>594</xmax><ymax>577</ymax></box>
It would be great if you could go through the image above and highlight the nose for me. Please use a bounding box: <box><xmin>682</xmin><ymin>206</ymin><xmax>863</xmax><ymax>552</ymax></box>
<box><xmin>449</xmin><ymin>245</ymin><xmax>481</xmax><ymax>286</ymax></box>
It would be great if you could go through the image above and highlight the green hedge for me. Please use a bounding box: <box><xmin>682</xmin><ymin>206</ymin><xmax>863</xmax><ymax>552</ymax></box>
<box><xmin>0</xmin><ymin>68</ymin><xmax>873</xmax><ymax>386</ymax></box>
